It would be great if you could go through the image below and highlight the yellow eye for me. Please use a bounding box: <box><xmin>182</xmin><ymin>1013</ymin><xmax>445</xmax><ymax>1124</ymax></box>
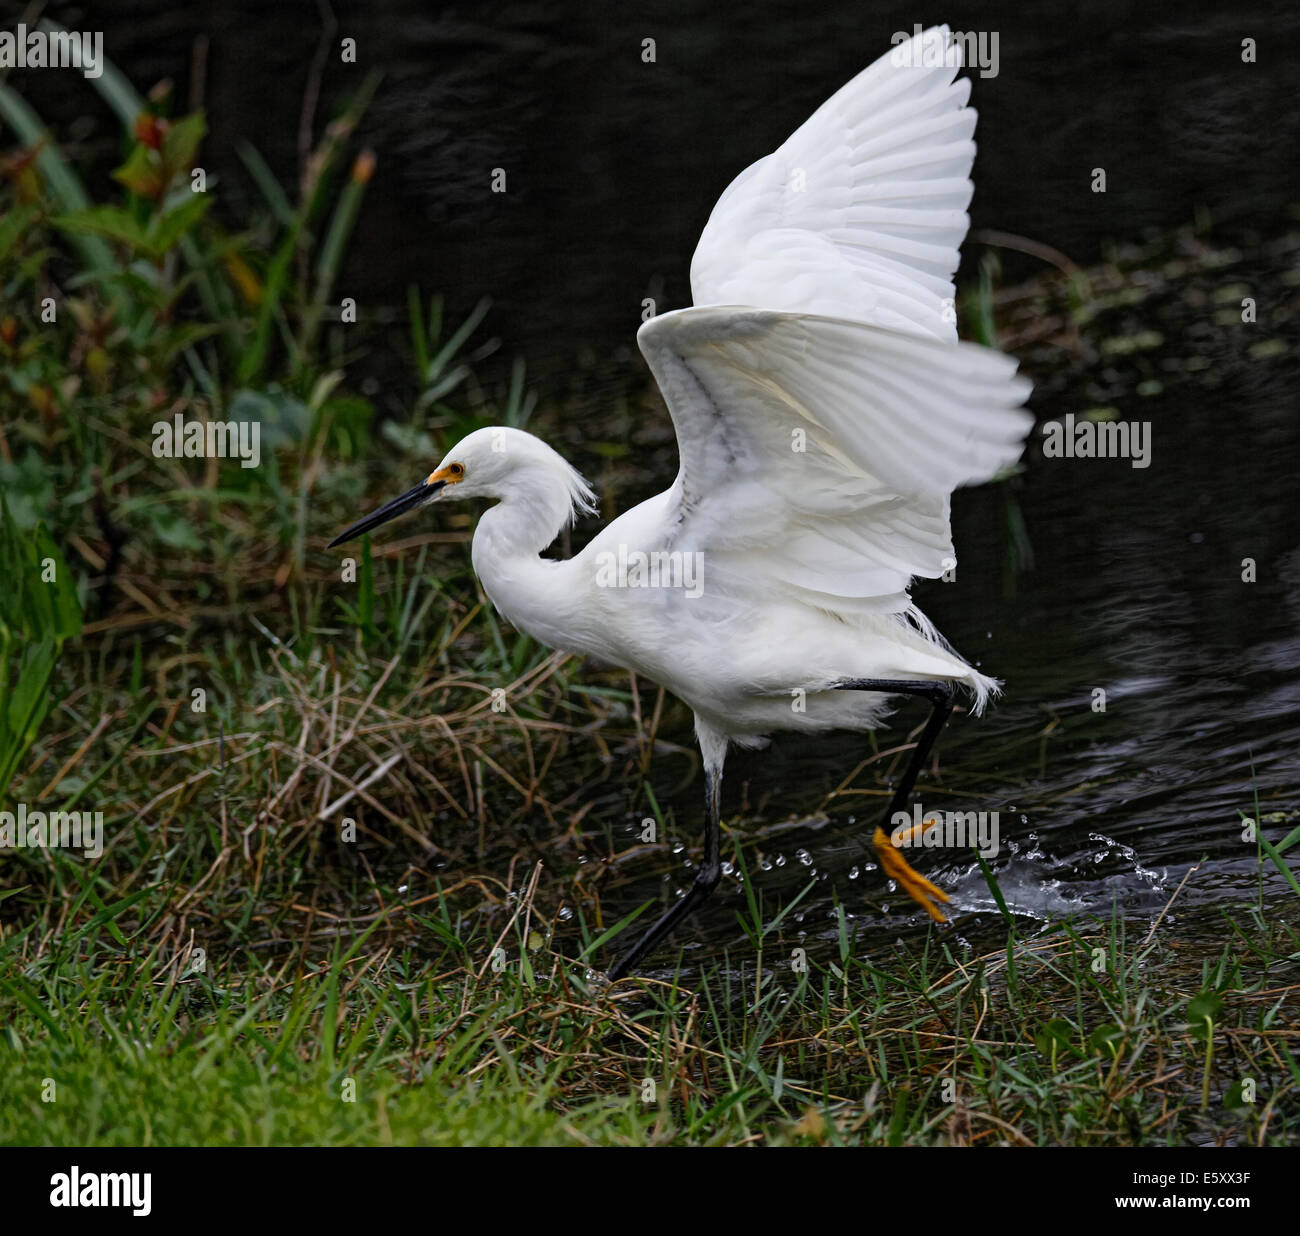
<box><xmin>447</xmin><ymin>462</ymin><xmax>465</xmax><ymax>479</ymax></box>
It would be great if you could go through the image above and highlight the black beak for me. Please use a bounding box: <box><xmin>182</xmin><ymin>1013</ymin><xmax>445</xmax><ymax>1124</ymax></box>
<box><xmin>327</xmin><ymin>480</ymin><xmax>445</xmax><ymax>548</ymax></box>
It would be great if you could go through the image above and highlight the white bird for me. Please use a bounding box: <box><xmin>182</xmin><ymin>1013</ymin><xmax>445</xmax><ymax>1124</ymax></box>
<box><xmin>329</xmin><ymin>25</ymin><xmax>1032</xmax><ymax>978</ymax></box>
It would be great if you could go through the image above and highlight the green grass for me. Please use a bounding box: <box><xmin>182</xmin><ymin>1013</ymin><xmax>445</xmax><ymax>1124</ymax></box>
<box><xmin>3</xmin><ymin>890</ymin><xmax>1296</xmax><ymax>1146</ymax></box>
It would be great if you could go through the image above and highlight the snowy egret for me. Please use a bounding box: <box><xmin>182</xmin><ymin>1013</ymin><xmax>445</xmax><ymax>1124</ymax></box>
<box><xmin>329</xmin><ymin>25</ymin><xmax>1031</xmax><ymax>979</ymax></box>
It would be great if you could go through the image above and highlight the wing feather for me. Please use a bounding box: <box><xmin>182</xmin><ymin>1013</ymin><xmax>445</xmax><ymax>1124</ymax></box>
<box><xmin>690</xmin><ymin>24</ymin><xmax>975</xmax><ymax>336</ymax></box>
<box><xmin>637</xmin><ymin>307</ymin><xmax>1031</xmax><ymax>614</ymax></box>
<box><xmin>639</xmin><ymin>27</ymin><xmax>1031</xmax><ymax>619</ymax></box>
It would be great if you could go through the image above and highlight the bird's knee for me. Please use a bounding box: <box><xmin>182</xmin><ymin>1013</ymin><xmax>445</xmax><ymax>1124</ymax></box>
<box><xmin>697</xmin><ymin>861</ymin><xmax>722</xmax><ymax>893</ymax></box>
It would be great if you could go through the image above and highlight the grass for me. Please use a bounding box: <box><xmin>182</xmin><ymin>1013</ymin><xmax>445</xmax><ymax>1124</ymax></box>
<box><xmin>1</xmin><ymin>49</ymin><xmax>1298</xmax><ymax>1148</ymax></box>
<box><xmin>3</xmin><ymin>887</ymin><xmax>1296</xmax><ymax>1146</ymax></box>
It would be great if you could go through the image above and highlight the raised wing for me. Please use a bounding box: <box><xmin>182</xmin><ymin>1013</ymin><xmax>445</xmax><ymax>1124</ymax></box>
<box><xmin>638</xmin><ymin>26</ymin><xmax>1029</xmax><ymax>617</ymax></box>
<box><xmin>690</xmin><ymin>25</ymin><xmax>972</xmax><ymax>339</ymax></box>
<box><xmin>638</xmin><ymin>307</ymin><xmax>1031</xmax><ymax>614</ymax></box>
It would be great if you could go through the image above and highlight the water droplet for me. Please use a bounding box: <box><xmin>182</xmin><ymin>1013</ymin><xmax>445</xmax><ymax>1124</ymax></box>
<box><xmin>796</xmin><ymin>848</ymin><xmax>813</xmax><ymax>866</ymax></box>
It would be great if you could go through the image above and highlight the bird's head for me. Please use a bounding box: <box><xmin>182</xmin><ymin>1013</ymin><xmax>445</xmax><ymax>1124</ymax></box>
<box><xmin>327</xmin><ymin>426</ymin><xmax>594</xmax><ymax>549</ymax></box>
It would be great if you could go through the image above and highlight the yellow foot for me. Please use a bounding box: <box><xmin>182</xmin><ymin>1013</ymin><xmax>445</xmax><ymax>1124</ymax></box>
<box><xmin>873</xmin><ymin>825</ymin><xmax>951</xmax><ymax>923</ymax></box>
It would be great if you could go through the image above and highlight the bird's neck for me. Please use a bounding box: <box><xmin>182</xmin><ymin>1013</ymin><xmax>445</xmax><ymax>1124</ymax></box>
<box><xmin>470</xmin><ymin>487</ymin><xmax>589</xmax><ymax>656</ymax></box>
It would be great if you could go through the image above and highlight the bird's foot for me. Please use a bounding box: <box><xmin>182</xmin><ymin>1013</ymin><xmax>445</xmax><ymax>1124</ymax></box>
<box><xmin>872</xmin><ymin>825</ymin><xmax>950</xmax><ymax>923</ymax></box>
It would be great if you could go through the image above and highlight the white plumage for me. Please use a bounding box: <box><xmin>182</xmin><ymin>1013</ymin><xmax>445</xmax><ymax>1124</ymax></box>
<box><xmin>329</xmin><ymin>25</ymin><xmax>1032</xmax><ymax>973</ymax></box>
<box><xmin>690</xmin><ymin>25</ymin><xmax>975</xmax><ymax>334</ymax></box>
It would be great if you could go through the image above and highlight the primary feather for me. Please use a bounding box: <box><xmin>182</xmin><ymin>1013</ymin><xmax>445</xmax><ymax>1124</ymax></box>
<box><xmin>689</xmin><ymin>23</ymin><xmax>973</xmax><ymax>334</ymax></box>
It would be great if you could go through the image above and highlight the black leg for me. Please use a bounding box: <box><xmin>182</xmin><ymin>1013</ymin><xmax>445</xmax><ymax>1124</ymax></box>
<box><xmin>835</xmin><ymin>679</ymin><xmax>956</xmax><ymax>827</ymax></box>
<box><xmin>606</xmin><ymin>680</ymin><xmax>956</xmax><ymax>979</ymax></box>
<box><xmin>607</xmin><ymin>763</ymin><xmax>722</xmax><ymax>981</ymax></box>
